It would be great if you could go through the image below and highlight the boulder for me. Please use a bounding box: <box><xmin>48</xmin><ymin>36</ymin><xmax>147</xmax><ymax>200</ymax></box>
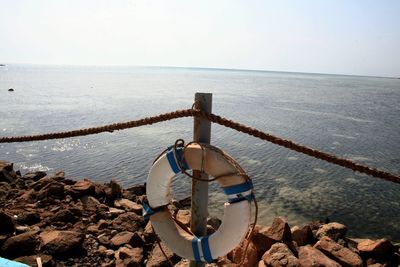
<box><xmin>316</xmin><ymin>222</ymin><xmax>347</xmax><ymax>241</ymax></box>
<box><xmin>314</xmin><ymin>236</ymin><xmax>362</xmax><ymax>267</ymax></box>
<box><xmin>81</xmin><ymin>195</ymin><xmax>101</xmax><ymax>210</ymax></box>
<box><xmin>266</xmin><ymin>217</ymin><xmax>292</xmax><ymax>242</ymax></box>
<box><xmin>291</xmin><ymin>225</ymin><xmax>313</xmax><ymax>246</ymax></box>
<box><xmin>228</xmin><ymin>239</ymin><xmax>258</xmax><ymax>267</ymax></box>
<box><xmin>110</xmin><ymin>231</ymin><xmax>135</xmax><ymax>247</ymax></box>
<box><xmin>22</xmin><ymin>171</ymin><xmax>47</xmax><ymax>181</ymax></box>
<box><xmin>299</xmin><ymin>245</ymin><xmax>341</xmax><ymax>267</ymax></box>
<box><xmin>146</xmin><ymin>243</ymin><xmax>179</xmax><ymax>267</ymax></box>
<box><xmin>262</xmin><ymin>242</ymin><xmax>299</xmax><ymax>267</ymax></box>
<box><xmin>16</xmin><ymin>211</ymin><xmax>40</xmax><ymax>226</ymax></box>
<box><xmin>116</xmin><ymin>246</ymin><xmax>143</xmax><ymax>266</ymax></box>
<box><xmin>357</xmin><ymin>239</ymin><xmax>394</xmax><ymax>258</ymax></box>
<box><xmin>114</xmin><ymin>198</ymin><xmax>143</xmax><ymax>214</ymax></box>
<box><xmin>251</xmin><ymin>225</ymin><xmax>276</xmax><ymax>258</ymax></box>
<box><xmin>1</xmin><ymin>231</ymin><xmax>39</xmax><ymax>258</ymax></box>
<box><xmin>40</xmin><ymin>230</ymin><xmax>84</xmax><ymax>254</ymax></box>
<box><xmin>0</xmin><ymin>161</ymin><xmax>17</xmax><ymax>183</ymax></box>
<box><xmin>72</xmin><ymin>179</ymin><xmax>95</xmax><ymax>195</ymax></box>
<box><xmin>0</xmin><ymin>211</ymin><xmax>16</xmax><ymax>235</ymax></box>
<box><xmin>14</xmin><ymin>255</ymin><xmax>53</xmax><ymax>267</ymax></box>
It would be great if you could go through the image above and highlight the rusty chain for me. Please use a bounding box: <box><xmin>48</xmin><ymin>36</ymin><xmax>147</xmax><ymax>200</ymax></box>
<box><xmin>0</xmin><ymin>108</ymin><xmax>399</xmax><ymax>184</ymax></box>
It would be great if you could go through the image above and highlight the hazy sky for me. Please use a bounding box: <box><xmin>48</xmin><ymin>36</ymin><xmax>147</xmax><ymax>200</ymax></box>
<box><xmin>1</xmin><ymin>0</ymin><xmax>399</xmax><ymax>76</ymax></box>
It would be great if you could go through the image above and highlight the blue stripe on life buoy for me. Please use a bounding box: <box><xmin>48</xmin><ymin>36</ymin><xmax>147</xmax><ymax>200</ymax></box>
<box><xmin>166</xmin><ymin>147</ymin><xmax>189</xmax><ymax>174</ymax></box>
<box><xmin>191</xmin><ymin>237</ymin><xmax>201</xmax><ymax>261</ymax></box>
<box><xmin>222</xmin><ymin>180</ymin><xmax>253</xmax><ymax>195</ymax></box>
<box><xmin>166</xmin><ymin>148</ymin><xmax>180</xmax><ymax>173</ymax></box>
<box><xmin>200</xmin><ymin>236</ymin><xmax>213</xmax><ymax>263</ymax></box>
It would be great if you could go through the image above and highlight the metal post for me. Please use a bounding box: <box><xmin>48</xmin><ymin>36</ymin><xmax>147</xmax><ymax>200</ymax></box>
<box><xmin>190</xmin><ymin>93</ymin><xmax>212</xmax><ymax>267</ymax></box>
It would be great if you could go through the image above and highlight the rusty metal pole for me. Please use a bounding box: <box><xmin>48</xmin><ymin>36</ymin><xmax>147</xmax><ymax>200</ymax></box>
<box><xmin>190</xmin><ymin>93</ymin><xmax>212</xmax><ymax>267</ymax></box>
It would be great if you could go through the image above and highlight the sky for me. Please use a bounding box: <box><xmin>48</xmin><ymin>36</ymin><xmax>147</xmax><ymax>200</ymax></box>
<box><xmin>0</xmin><ymin>0</ymin><xmax>399</xmax><ymax>77</ymax></box>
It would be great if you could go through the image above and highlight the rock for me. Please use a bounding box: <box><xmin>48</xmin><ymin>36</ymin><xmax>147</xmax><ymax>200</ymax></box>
<box><xmin>14</xmin><ymin>255</ymin><xmax>53</xmax><ymax>267</ymax></box>
<box><xmin>16</xmin><ymin>211</ymin><xmax>40</xmax><ymax>225</ymax></box>
<box><xmin>175</xmin><ymin>209</ymin><xmax>191</xmax><ymax>226</ymax></box>
<box><xmin>262</xmin><ymin>242</ymin><xmax>299</xmax><ymax>267</ymax></box>
<box><xmin>251</xmin><ymin>225</ymin><xmax>276</xmax><ymax>258</ymax></box>
<box><xmin>114</xmin><ymin>198</ymin><xmax>143</xmax><ymax>214</ymax></box>
<box><xmin>0</xmin><ymin>210</ymin><xmax>16</xmax><ymax>235</ymax></box>
<box><xmin>207</xmin><ymin>217</ymin><xmax>221</xmax><ymax>230</ymax></box>
<box><xmin>314</xmin><ymin>236</ymin><xmax>362</xmax><ymax>267</ymax></box>
<box><xmin>81</xmin><ymin>195</ymin><xmax>101</xmax><ymax>210</ymax></box>
<box><xmin>110</xmin><ymin>231</ymin><xmax>135</xmax><ymax>247</ymax></box>
<box><xmin>1</xmin><ymin>231</ymin><xmax>39</xmax><ymax>258</ymax></box>
<box><xmin>125</xmin><ymin>184</ymin><xmax>146</xmax><ymax>196</ymax></box>
<box><xmin>38</xmin><ymin>181</ymin><xmax>64</xmax><ymax>199</ymax></box>
<box><xmin>266</xmin><ymin>217</ymin><xmax>292</xmax><ymax>242</ymax></box>
<box><xmin>113</xmin><ymin>212</ymin><xmax>144</xmax><ymax>232</ymax></box>
<box><xmin>316</xmin><ymin>222</ymin><xmax>347</xmax><ymax>241</ymax></box>
<box><xmin>291</xmin><ymin>225</ymin><xmax>313</xmax><ymax>246</ymax></box>
<box><xmin>228</xmin><ymin>239</ymin><xmax>258</xmax><ymax>267</ymax></box>
<box><xmin>116</xmin><ymin>246</ymin><xmax>143</xmax><ymax>266</ymax></box>
<box><xmin>357</xmin><ymin>239</ymin><xmax>394</xmax><ymax>257</ymax></box>
<box><xmin>105</xmin><ymin>180</ymin><xmax>122</xmax><ymax>200</ymax></box>
<box><xmin>40</xmin><ymin>230</ymin><xmax>84</xmax><ymax>254</ymax></box>
<box><xmin>143</xmin><ymin>222</ymin><xmax>156</xmax><ymax>243</ymax></box>
<box><xmin>0</xmin><ymin>161</ymin><xmax>17</xmax><ymax>183</ymax></box>
<box><xmin>51</xmin><ymin>209</ymin><xmax>78</xmax><ymax>223</ymax></box>
<box><xmin>22</xmin><ymin>171</ymin><xmax>47</xmax><ymax>181</ymax></box>
<box><xmin>299</xmin><ymin>245</ymin><xmax>341</xmax><ymax>267</ymax></box>
<box><xmin>72</xmin><ymin>179</ymin><xmax>95</xmax><ymax>195</ymax></box>
<box><xmin>146</xmin><ymin>243</ymin><xmax>179</xmax><ymax>267</ymax></box>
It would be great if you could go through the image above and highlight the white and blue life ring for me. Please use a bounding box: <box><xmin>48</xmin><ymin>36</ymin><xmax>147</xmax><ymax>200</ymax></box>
<box><xmin>143</xmin><ymin>143</ymin><xmax>253</xmax><ymax>263</ymax></box>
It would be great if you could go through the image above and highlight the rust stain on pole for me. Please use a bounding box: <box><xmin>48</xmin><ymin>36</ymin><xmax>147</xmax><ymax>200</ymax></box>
<box><xmin>190</xmin><ymin>93</ymin><xmax>212</xmax><ymax>267</ymax></box>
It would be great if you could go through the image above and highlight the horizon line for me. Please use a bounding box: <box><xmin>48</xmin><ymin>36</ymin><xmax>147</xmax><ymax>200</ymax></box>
<box><xmin>1</xmin><ymin>62</ymin><xmax>397</xmax><ymax>79</ymax></box>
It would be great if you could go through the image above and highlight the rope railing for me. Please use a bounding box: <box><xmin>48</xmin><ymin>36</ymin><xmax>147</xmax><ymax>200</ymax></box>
<box><xmin>1</xmin><ymin>108</ymin><xmax>399</xmax><ymax>184</ymax></box>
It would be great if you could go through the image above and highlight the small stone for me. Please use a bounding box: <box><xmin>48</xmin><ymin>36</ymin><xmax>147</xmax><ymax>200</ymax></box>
<box><xmin>207</xmin><ymin>217</ymin><xmax>222</xmax><ymax>230</ymax></box>
<box><xmin>0</xmin><ymin>161</ymin><xmax>17</xmax><ymax>183</ymax></box>
<box><xmin>262</xmin><ymin>242</ymin><xmax>299</xmax><ymax>267</ymax></box>
<box><xmin>316</xmin><ymin>222</ymin><xmax>347</xmax><ymax>241</ymax></box>
<box><xmin>112</xmin><ymin>212</ymin><xmax>144</xmax><ymax>232</ymax></box>
<box><xmin>117</xmin><ymin>246</ymin><xmax>143</xmax><ymax>266</ymax></box>
<box><xmin>175</xmin><ymin>209</ymin><xmax>191</xmax><ymax>226</ymax></box>
<box><xmin>299</xmin><ymin>245</ymin><xmax>341</xmax><ymax>267</ymax></box>
<box><xmin>146</xmin><ymin>243</ymin><xmax>178</xmax><ymax>267</ymax></box>
<box><xmin>38</xmin><ymin>181</ymin><xmax>64</xmax><ymax>199</ymax></box>
<box><xmin>72</xmin><ymin>179</ymin><xmax>95</xmax><ymax>194</ymax></box>
<box><xmin>314</xmin><ymin>236</ymin><xmax>362</xmax><ymax>267</ymax></box>
<box><xmin>16</xmin><ymin>211</ymin><xmax>40</xmax><ymax>225</ymax></box>
<box><xmin>110</xmin><ymin>231</ymin><xmax>135</xmax><ymax>247</ymax></box>
<box><xmin>114</xmin><ymin>198</ymin><xmax>143</xmax><ymax>214</ymax></box>
<box><xmin>266</xmin><ymin>217</ymin><xmax>292</xmax><ymax>242</ymax></box>
<box><xmin>22</xmin><ymin>171</ymin><xmax>47</xmax><ymax>181</ymax></box>
<box><xmin>51</xmin><ymin>209</ymin><xmax>78</xmax><ymax>223</ymax></box>
<box><xmin>81</xmin><ymin>195</ymin><xmax>101</xmax><ymax>210</ymax></box>
<box><xmin>14</xmin><ymin>255</ymin><xmax>53</xmax><ymax>266</ymax></box>
<box><xmin>105</xmin><ymin>180</ymin><xmax>122</xmax><ymax>200</ymax></box>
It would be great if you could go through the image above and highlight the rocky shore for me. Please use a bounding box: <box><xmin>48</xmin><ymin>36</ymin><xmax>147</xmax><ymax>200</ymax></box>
<box><xmin>0</xmin><ymin>160</ymin><xmax>399</xmax><ymax>267</ymax></box>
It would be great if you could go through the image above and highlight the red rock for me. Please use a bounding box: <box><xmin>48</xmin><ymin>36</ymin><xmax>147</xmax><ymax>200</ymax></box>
<box><xmin>1</xmin><ymin>231</ymin><xmax>39</xmax><ymax>258</ymax></box>
<box><xmin>16</xmin><ymin>211</ymin><xmax>40</xmax><ymax>226</ymax></box>
<box><xmin>316</xmin><ymin>222</ymin><xmax>347</xmax><ymax>241</ymax></box>
<box><xmin>299</xmin><ymin>245</ymin><xmax>341</xmax><ymax>267</ymax></box>
<box><xmin>266</xmin><ymin>217</ymin><xmax>292</xmax><ymax>242</ymax></box>
<box><xmin>40</xmin><ymin>230</ymin><xmax>84</xmax><ymax>254</ymax></box>
<box><xmin>251</xmin><ymin>225</ymin><xmax>276</xmax><ymax>258</ymax></box>
<box><xmin>81</xmin><ymin>195</ymin><xmax>101</xmax><ymax>210</ymax></box>
<box><xmin>314</xmin><ymin>236</ymin><xmax>362</xmax><ymax>267</ymax></box>
<box><xmin>116</xmin><ymin>246</ymin><xmax>143</xmax><ymax>266</ymax></box>
<box><xmin>105</xmin><ymin>180</ymin><xmax>122</xmax><ymax>200</ymax></box>
<box><xmin>14</xmin><ymin>255</ymin><xmax>53</xmax><ymax>266</ymax></box>
<box><xmin>114</xmin><ymin>198</ymin><xmax>143</xmax><ymax>214</ymax></box>
<box><xmin>113</xmin><ymin>212</ymin><xmax>144</xmax><ymax>232</ymax></box>
<box><xmin>0</xmin><ymin>161</ymin><xmax>16</xmax><ymax>183</ymax></box>
<box><xmin>291</xmin><ymin>225</ymin><xmax>313</xmax><ymax>246</ymax></box>
<box><xmin>72</xmin><ymin>179</ymin><xmax>95</xmax><ymax>194</ymax></box>
<box><xmin>38</xmin><ymin>181</ymin><xmax>64</xmax><ymax>199</ymax></box>
<box><xmin>357</xmin><ymin>239</ymin><xmax>394</xmax><ymax>257</ymax></box>
<box><xmin>143</xmin><ymin>222</ymin><xmax>156</xmax><ymax>243</ymax></box>
<box><xmin>22</xmin><ymin>171</ymin><xmax>47</xmax><ymax>181</ymax></box>
<box><xmin>228</xmin><ymin>239</ymin><xmax>258</xmax><ymax>267</ymax></box>
<box><xmin>0</xmin><ymin>210</ymin><xmax>16</xmax><ymax>235</ymax></box>
<box><xmin>175</xmin><ymin>209</ymin><xmax>191</xmax><ymax>226</ymax></box>
<box><xmin>110</xmin><ymin>231</ymin><xmax>135</xmax><ymax>247</ymax></box>
<box><xmin>146</xmin><ymin>243</ymin><xmax>178</xmax><ymax>267</ymax></box>
<box><xmin>262</xmin><ymin>242</ymin><xmax>299</xmax><ymax>267</ymax></box>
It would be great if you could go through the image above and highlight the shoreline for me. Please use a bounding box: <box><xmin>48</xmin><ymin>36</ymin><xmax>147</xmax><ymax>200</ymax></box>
<box><xmin>1</xmin><ymin>160</ymin><xmax>399</xmax><ymax>267</ymax></box>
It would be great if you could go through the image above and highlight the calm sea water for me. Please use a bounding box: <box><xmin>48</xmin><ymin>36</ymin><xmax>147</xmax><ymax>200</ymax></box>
<box><xmin>1</xmin><ymin>64</ymin><xmax>399</xmax><ymax>240</ymax></box>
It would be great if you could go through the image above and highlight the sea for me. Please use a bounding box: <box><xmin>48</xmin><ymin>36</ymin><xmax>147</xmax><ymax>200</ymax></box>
<box><xmin>1</xmin><ymin>64</ymin><xmax>399</xmax><ymax>240</ymax></box>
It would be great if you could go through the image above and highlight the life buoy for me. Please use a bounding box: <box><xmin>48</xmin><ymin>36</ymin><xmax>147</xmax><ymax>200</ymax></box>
<box><xmin>143</xmin><ymin>143</ymin><xmax>253</xmax><ymax>263</ymax></box>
